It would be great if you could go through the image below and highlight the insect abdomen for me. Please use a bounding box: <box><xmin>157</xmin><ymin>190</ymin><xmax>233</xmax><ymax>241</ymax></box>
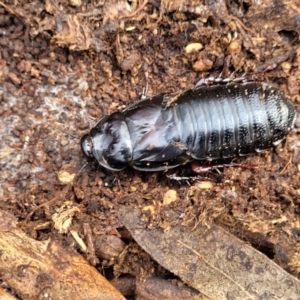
<box><xmin>174</xmin><ymin>82</ymin><xmax>296</xmax><ymax>161</ymax></box>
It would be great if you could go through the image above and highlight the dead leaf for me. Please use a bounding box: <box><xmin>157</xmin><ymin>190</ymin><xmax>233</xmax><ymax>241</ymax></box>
<box><xmin>120</xmin><ymin>207</ymin><xmax>300</xmax><ymax>300</ymax></box>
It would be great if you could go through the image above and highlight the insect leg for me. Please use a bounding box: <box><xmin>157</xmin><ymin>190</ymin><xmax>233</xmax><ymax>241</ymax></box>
<box><xmin>191</xmin><ymin>161</ymin><xmax>259</xmax><ymax>174</ymax></box>
<box><xmin>194</xmin><ymin>72</ymin><xmax>254</xmax><ymax>90</ymax></box>
<box><xmin>166</xmin><ymin>173</ymin><xmax>214</xmax><ymax>185</ymax></box>
<box><xmin>140</xmin><ymin>69</ymin><xmax>149</xmax><ymax>100</ymax></box>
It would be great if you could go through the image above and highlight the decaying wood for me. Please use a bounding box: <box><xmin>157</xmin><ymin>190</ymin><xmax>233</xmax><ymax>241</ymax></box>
<box><xmin>0</xmin><ymin>209</ymin><xmax>125</xmax><ymax>300</ymax></box>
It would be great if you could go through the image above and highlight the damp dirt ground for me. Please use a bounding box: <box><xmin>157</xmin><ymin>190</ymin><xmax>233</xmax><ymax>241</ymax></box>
<box><xmin>0</xmin><ymin>0</ymin><xmax>300</xmax><ymax>299</ymax></box>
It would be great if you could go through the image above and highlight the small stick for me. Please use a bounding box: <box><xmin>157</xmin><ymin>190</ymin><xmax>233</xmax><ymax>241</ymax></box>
<box><xmin>229</xmin><ymin>15</ymin><xmax>256</xmax><ymax>35</ymax></box>
<box><xmin>118</xmin><ymin>0</ymin><xmax>148</xmax><ymax>20</ymax></box>
<box><xmin>83</xmin><ymin>223</ymin><xmax>99</xmax><ymax>266</ymax></box>
<box><xmin>279</xmin><ymin>154</ymin><xmax>293</xmax><ymax>175</ymax></box>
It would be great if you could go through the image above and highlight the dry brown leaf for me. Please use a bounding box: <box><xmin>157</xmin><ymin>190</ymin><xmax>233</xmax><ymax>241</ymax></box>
<box><xmin>120</xmin><ymin>207</ymin><xmax>300</xmax><ymax>300</ymax></box>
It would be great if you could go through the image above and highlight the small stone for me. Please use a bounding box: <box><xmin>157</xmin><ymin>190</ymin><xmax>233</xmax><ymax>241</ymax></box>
<box><xmin>228</xmin><ymin>40</ymin><xmax>241</xmax><ymax>55</ymax></box>
<box><xmin>185</xmin><ymin>43</ymin><xmax>203</xmax><ymax>53</ymax></box>
<box><xmin>195</xmin><ymin>181</ymin><xmax>215</xmax><ymax>189</ymax></box>
<box><xmin>70</xmin><ymin>0</ymin><xmax>82</xmax><ymax>6</ymax></box>
<box><xmin>8</xmin><ymin>72</ymin><xmax>21</xmax><ymax>85</ymax></box>
<box><xmin>281</xmin><ymin>61</ymin><xmax>291</xmax><ymax>75</ymax></box>
<box><xmin>94</xmin><ymin>235</ymin><xmax>125</xmax><ymax>260</ymax></box>
<box><xmin>192</xmin><ymin>59</ymin><xmax>213</xmax><ymax>72</ymax></box>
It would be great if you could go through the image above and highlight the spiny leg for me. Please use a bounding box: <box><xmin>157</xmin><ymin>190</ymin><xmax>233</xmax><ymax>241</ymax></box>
<box><xmin>190</xmin><ymin>160</ymin><xmax>259</xmax><ymax>174</ymax></box>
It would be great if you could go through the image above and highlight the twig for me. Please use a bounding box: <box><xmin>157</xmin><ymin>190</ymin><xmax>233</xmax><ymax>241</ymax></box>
<box><xmin>25</xmin><ymin>185</ymin><xmax>69</xmax><ymax>223</ymax></box>
<box><xmin>229</xmin><ymin>15</ymin><xmax>256</xmax><ymax>35</ymax></box>
<box><xmin>83</xmin><ymin>223</ymin><xmax>99</xmax><ymax>266</ymax></box>
<box><xmin>118</xmin><ymin>0</ymin><xmax>148</xmax><ymax>20</ymax></box>
<box><xmin>279</xmin><ymin>154</ymin><xmax>293</xmax><ymax>175</ymax></box>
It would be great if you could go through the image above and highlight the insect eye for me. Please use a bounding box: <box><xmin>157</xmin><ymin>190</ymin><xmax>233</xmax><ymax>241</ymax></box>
<box><xmin>80</xmin><ymin>135</ymin><xmax>94</xmax><ymax>158</ymax></box>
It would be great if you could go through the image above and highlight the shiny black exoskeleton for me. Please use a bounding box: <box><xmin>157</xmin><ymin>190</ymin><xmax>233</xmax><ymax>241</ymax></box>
<box><xmin>81</xmin><ymin>80</ymin><xmax>296</xmax><ymax>171</ymax></box>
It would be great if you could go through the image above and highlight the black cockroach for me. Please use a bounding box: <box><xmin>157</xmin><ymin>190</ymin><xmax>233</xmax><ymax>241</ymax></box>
<box><xmin>81</xmin><ymin>77</ymin><xmax>297</xmax><ymax>172</ymax></box>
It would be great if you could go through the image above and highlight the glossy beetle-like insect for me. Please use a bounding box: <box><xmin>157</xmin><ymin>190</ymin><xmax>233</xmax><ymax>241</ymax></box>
<box><xmin>81</xmin><ymin>79</ymin><xmax>296</xmax><ymax>171</ymax></box>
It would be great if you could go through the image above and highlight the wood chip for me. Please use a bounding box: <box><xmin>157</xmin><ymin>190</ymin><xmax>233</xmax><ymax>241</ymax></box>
<box><xmin>163</xmin><ymin>189</ymin><xmax>178</xmax><ymax>205</ymax></box>
<box><xmin>57</xmin><ymin>170</ymin><xmax>76</xmax><ymax>184</ymax></box>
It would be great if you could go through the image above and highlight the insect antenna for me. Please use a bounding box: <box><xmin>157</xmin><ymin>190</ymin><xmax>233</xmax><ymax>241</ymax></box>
<box><xmin>55</xmin><ymin>127</ymin><xmax>80</xmax><ymax>140</ymax></box>
<box><xmin>76</xmin><ymin>161</ymin><xmax>89</xmax><ymax>177</ymax></box>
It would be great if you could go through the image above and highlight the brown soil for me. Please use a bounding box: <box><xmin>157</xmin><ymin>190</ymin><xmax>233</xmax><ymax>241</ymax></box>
<box><xmin>0</xmin><ymin>0</ymin><xmax>299</xmax><ymax>299</ymax></box>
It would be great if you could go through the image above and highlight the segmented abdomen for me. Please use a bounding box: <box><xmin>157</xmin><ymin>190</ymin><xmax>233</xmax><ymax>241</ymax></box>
<box><xmin>172</xmin><ymin>82</ymin><xmax>296</xmax><ymax>160</ymax></box>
